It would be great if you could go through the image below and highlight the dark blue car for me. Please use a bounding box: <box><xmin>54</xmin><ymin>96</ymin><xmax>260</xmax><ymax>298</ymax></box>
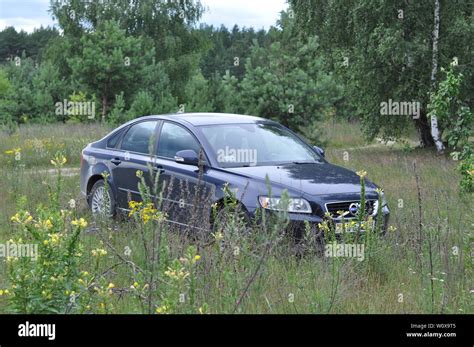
<box><xmin>80</xmin><ymin>113</ymin><xmax>389</xmax><ymax>236</ymax></box>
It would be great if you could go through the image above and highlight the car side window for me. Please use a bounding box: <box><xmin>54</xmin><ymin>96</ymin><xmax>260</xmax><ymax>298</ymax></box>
<box><xmin>107</xmin><ymin>129</ymin><xmax>123</xmax><ymax>148</ymax></box>
<box><xmin>120</xmin><ymin>121</ymin><xmax>158</xmax><ymax>154</ymax></box>
<box><xmin>157</xmin><ymin>122</ymin><xmax>201</xmax><ymax>159</ymax></box>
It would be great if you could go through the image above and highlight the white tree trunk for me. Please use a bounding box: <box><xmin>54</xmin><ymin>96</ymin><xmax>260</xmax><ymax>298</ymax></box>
<box><xmin>430</xmin><ymin>0</ymin><xmax>445</xmax><ymax>153</ymax></box>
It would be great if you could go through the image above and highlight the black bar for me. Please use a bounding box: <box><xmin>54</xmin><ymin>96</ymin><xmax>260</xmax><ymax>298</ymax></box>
<box><xmin>0</xmin><ymin>315</ymin><xmax>471</xmax><ymax>346</ymax></box>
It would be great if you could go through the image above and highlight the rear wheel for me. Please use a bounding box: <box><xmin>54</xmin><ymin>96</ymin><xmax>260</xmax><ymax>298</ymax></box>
<box><xmin>89</xmin><ymin>180</ymin><xmax>115</xmax><ymax>217</ymax></box>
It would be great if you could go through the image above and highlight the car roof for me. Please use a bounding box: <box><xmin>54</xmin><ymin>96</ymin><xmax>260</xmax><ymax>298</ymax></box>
<box><xmin>138</xmin><ymin>113</ymin><xmax>268</xmax><ymax>126</ymax></box>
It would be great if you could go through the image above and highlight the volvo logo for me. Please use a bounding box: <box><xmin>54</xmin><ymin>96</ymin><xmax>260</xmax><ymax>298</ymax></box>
<box><xmin>348</xmin><ymin>203</ymin><xmax>360</xmax><ymax>216</ymax></box>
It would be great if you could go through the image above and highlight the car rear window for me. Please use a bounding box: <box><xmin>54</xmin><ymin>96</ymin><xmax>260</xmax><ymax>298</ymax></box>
<box><xmin>120</xmin><ymin>121</ymin><xmax>158</xmax><ymax>154</ymax></box>
<box><xmin>107</xmin><ymin>130</ymin><xmax>123</xmax><ymax>148</ymax></box>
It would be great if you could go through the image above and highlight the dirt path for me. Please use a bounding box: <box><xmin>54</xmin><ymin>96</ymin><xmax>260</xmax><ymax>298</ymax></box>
<box><xmin>333</xmin><ymin>138</ymin><xmax>420</xmax><ymax>152</ymax></box>
<box><xmin>29</xmin><ymin>167</ymin><xmax>80</xmax><ymax>177</ymax></box>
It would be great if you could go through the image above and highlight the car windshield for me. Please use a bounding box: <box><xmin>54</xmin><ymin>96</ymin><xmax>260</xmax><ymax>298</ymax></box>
<box><xmin>200</xmin><ymin>122</ymin><xmax>322</xmax><ymax>168</ymax></box>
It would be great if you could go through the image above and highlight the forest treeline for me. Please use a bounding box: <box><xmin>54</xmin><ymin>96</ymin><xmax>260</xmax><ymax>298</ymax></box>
<box><xmin>0</xmin><ymin>1</ymin><xmax>472</xmax><ymax>186</ymax></box>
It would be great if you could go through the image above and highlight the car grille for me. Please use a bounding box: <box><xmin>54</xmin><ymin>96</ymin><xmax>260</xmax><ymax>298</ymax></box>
<box><xmin>325</xmin><ymin>200</ymin><xmax>376</xmax><ymax>219</ymax></box>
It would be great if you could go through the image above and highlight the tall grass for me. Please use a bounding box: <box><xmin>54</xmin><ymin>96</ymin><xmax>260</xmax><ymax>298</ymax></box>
<box><xmin>0</xmin><ymin>121</ymin><xmax>471</xmax><ymax>314</ymax></box>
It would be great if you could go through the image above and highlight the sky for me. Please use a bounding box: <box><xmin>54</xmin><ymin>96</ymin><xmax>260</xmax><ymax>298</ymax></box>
<box><xmin>0</xmin><ymin>0</ymin><xmax>288</xmax><ymax>33</ymax></box>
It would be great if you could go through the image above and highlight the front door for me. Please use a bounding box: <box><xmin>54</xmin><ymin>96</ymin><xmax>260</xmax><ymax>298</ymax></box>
<box><xmin>155</xmin><ymin>121</ymin><xmax>214</xmax><ymax>230</ymax></box>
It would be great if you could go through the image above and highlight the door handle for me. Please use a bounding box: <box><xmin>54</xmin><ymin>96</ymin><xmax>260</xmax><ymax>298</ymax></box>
<box><xmin>153</xmin><ymin>166</ymin><xmax>165</xmax><ymax>174</ymax></box>
<box><xmin>111</xmin><ymin>158</ymin><xmax>122</xmax><ymax>166</ymax></box>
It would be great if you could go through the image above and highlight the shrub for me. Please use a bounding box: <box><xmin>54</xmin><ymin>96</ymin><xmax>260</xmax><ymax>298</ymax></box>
<box><xmin>428</xmin><ymin>63</ymin><xmax>473</xmax><ymax>193</ymax></box>
<box><xmin>5</xmin><ymin>154</ymin><xmax>87</xmax><ymax>313</ymax></box>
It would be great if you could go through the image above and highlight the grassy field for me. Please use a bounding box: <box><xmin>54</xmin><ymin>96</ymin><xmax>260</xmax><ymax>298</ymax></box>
<box><xmin>0</xmin><ymin>121</ymin><xmax>472</xmax><ymax>314</ymax></box>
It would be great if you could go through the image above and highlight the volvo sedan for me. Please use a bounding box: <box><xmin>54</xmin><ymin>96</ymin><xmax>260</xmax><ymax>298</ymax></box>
<box><xmin>80</xmin><ymin>113</ymin><xmax>389</xmax><ymax>237</ymax></box>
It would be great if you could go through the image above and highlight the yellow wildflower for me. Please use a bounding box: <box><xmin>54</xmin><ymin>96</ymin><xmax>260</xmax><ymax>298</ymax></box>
<box><xmin>91</xmin><ymin>248</ymin><xmax>107</xmax><ymax>257</ymax></box>
<box><xmin>164</xmin><ymin>267</ymin><xmax>190</xmax><ymax>281</ymax></box>
<box><xmin>156</xmin><ymin>305</ymin><xmax>169</xmax><ymax>314</ymax></box>
<box><xmin>51</xmin><ymin>154</ymin><xmax>67</xmax><ymax>167</ymax></box>
<box><xmin>5</xmin><ymin>148</ymin><xmax>21</xmax><ymax>155</ymax></box>
<box><xmin>48</xmin><ymin>233</ymin><xmax>61</xmax><ymax>245</ymax></box>
<box><xmin>71</xmin><ymin>218</ymin><xmax>88</xmax><ymax>228</ymax></box>
<box><xmin>213</xmin><ymin>231</ymin><xmax>224</xmax><ymax>241</ymax></box>
<box><xmin>10</xmin><ymin>213</ymin><xmax>20</xmax><ymax>223</ymax></box>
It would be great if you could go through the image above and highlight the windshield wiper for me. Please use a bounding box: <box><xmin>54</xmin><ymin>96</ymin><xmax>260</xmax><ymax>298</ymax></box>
<box><xmin>275</xmin><ymin>161</ymin><xmax>318</xmax><ymax>166</ymax></box>
<box><xmin>291</xmin><ymin>161</ymin><xmax>319</xmax><ymax>165</ymax></box>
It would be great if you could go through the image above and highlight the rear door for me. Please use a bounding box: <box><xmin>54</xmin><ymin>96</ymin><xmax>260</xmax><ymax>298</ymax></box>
<box><xmin>111</xmin><ymin>120</ymin><xmax>160</xmax><ymax>208</ymax></box>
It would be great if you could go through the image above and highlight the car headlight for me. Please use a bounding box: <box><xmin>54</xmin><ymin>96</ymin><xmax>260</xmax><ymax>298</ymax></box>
<box><xmin>258</xmin><ymin>196</ymin><xmax>312</xmax><ymax>214</ymax></box>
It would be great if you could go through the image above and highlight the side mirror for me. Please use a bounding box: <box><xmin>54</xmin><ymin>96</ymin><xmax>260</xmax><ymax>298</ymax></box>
<box><xmin>175</xmin><ymin>150</ymin><xmax>199</xmax><ymax>166</ymax></box>
<box><xmin>313</xmin><ymin>146</ymin><xmax>325</xmax><ymax>158</ymax></box>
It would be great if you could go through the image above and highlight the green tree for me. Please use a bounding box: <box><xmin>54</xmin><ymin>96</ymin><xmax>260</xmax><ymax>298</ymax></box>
<box><xmin>290</xmin><ymin>0</ymin><xmax>474</xmax><ymax>148</ymax></box>
<box><xmin>50</xmin><ymin>0</ymin><xmax>206</xmax><ymax>102</ymax></box>
<box><xmin>133</xmin><ymin>61</ymin><xmax>177</xmax><ymax>116</ymax></box>
<box><xmin>1</xmin><ymin>57</ymin><xmax>68</xmax><ymax>123</ymax></box>
<box><xmin>32</xmin><ymin>61</ymin><xmax>68</xmax><ymax>121</ymax></box>
<box><xmin>428</xmin><ymin>63</ymin><xmax>473</xmax><ymax>192</ymax></box>
<box><xmin>0</xmin><ymin>69</ymin><xmax>10</xmax><ymax>97</ymax></box>
<box><xmin>208</xmin><ymin>71</ymin><xmax>242</xmax><ymax>114</ymax></box>
<box><xmin>199</xmin><ymin>24</ymin><xmax>268</xmax><ymax>81</ymax></box>
<box><xmin>0</xmin><ymin>27</ymin><xmax>28</xmax><ymax>62</ymax></box>
<box><xmin>0</xmin><ymin>26</ymin><xmax>58</xmax><ymax>62</ymax></box>
<box><xmin>0</xmin><ymin>68</ymin><xmax>15</xmax><ymax>126</ymax></box>
<box><xmin>1</xmin><ymin>56</ymin><xmax>36</xmax><ymax>122</ymax></box>
<box><xmin>68</xmin><ymin>20</ymin><xmax>155</xmax><ymax>121</ymax></box>
<box><xmin>241</xmin><ymin>34</ymin><xmax>342</xmax><ymax>133</ymax></box>
<box><xmin>183</xmin><ymin>72</ymin><xmax>213</xmax><ymax>112</ymax></box>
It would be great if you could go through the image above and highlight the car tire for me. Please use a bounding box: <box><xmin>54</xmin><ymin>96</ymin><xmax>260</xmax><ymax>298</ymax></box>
<box><xmin>89</xmin><ymin>180</ymin><xmax>116</xmax><ymax>217</ymax></box>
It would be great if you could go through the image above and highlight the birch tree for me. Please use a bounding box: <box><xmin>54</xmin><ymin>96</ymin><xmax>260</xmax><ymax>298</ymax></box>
<box><xmin>289</xmin><ymin>0</ymin><xmax>473</xmax><ymax>148</ymax></box>
<box><xmin>429</xmin><ymin>0</ymin><xmax>445</xmax><ymax>153</ymax></box>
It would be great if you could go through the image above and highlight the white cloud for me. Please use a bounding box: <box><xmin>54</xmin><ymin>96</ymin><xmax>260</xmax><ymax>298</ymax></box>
<box><xmin>0</xmin><ymin>17</ymin><xmax>55</xmax><ymax>33</ymax></box>
<box><xmin>0</xmin><ymin>0</ymin><xmax>288</xmax><ymax>32</ymax></box>
<box><xmin>200</xmin><ymin>0</ymin><xmax>288</xmax><ymax>29</ymax></box>
<box><xmin>0</xmin><ymin>0</ymin><xmax>54</xmax><ymax>32</ymax></box>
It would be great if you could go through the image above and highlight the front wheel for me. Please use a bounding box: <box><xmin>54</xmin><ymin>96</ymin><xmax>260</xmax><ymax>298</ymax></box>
<box><xmin>89</xmin><ymin>180</ymin><xmax>115</xmax><ymax>217</ymax></box>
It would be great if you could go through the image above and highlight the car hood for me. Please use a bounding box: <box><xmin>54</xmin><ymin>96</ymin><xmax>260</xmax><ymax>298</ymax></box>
<box><xmin>223</xmin><ymin>162</ymin><xmax>378</xmax><ymax>196</ymax></box>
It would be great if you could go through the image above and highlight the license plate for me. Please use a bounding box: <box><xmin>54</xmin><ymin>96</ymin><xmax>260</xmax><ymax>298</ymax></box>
<box><xmin>334</xmin><ymin>220</ymin><xmax>373</xmax><ymax>234</ymax></box>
